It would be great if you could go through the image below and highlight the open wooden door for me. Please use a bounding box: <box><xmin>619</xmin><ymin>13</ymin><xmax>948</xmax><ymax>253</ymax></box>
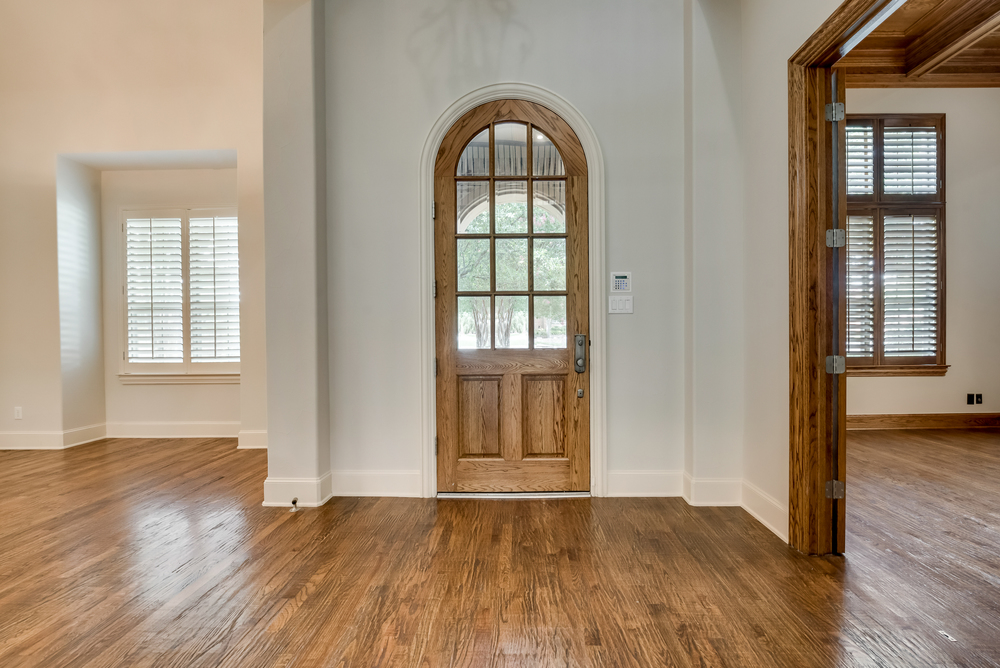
<box><xmin>434</xmin><ymin>100</ymin><xmax>590</xmax><ymax>493</ymax></box>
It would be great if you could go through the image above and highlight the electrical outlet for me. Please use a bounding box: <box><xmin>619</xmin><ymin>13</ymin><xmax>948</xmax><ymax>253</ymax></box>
<box><xmin>14</xmin><ymin>407</ymin><xmax>22</xmax><ymax>420</ymax></box>
<box><xmin>976</xmin><ymin>394</ymin><xmax>983</xmax><ymax>405</ymax></box>
<box><xmin>968</xmin><ymin>394</ymin><xmax>975</xmax><ymax>405</ymax></box>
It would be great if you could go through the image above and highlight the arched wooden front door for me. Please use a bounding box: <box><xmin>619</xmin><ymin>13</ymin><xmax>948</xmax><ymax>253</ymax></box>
<box><xmin>435</xmin><ymin>100</ymin><xmax>590</xmax><ymax>493</ymax></box>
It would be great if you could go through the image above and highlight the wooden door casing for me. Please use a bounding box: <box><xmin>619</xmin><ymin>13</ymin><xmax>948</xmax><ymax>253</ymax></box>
<box><xmin>435</xmin><ymin>100</ymin><xmax>590</xmax><ymax>493</ymax></box>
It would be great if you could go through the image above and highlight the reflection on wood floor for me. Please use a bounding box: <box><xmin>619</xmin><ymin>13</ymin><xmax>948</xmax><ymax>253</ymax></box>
<box><xmin>1</xmin><ymin>430</ymin><xmax>998</xmax><ymax>666</ymax></box>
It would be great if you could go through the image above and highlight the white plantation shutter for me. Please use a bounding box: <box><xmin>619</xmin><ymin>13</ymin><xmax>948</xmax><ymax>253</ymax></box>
<box><xmin>847</xmin><ymin>124</ymin><xmax>875</xmax><ymax>195</ymax></box>
<box><xmin>846</xmin><ymin>216</ymin><xmax>876</xmax><ymax>358</ymax></box>
<box><xmin>883</xmin><ymin>126</ymin><xmax>938</xmax><ymax>195</ymax></box>
<box><xmin>189</xmin><ymin>215</ymin><xmax>240</xmax><ymax>363</ymax></box>
<box><xmin>883</xmin><ymin>215</ymin><xmax>938</xmax><ymax>359</ymax></box>
<box><xmin>126</xmin><ymin>216</ymin><xmax>184</xmax><ymax>362</ymax></box>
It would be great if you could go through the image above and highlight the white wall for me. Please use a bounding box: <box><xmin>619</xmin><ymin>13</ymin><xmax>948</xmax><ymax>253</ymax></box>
<box><xmin>323</xmin><ymin>0</ymin><xmax>688</xmax><ymax>491</ymax></box>
<box><xmin>0</xmin><ymin>0</ymin><xmax>265</xmax><ymax>450</ymax></box>
<box><xmin>740</xmin><ymin>0</ymin><xmax>844</xmax><ymax>536</ymax></box>
<box><xmin>56</xmin><ymin>157</ymin><xmax>106</xmax><ymax>446</ymax></box>
<box><xmin>687</xmin><ymin>0</ymin><xmax>746</xmax><ymax>504</ymax></box>
<box><xmin>100</xmin><ymin>169</ymin><xmax>241</xmax><ymax>437</ymax></box>
<box><xmin>263</xmin><ymin>0</ymin><xmax>332</xmax><ymax>505</ymax></box>
<box><xmin>846</xmin><ymin>88</ymin><xmax>1000</xmax><ymax>416</ymax></box>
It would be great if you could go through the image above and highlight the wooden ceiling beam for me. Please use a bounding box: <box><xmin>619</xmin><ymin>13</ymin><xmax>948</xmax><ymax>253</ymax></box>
<box><xmin>905</xmin><ymin>0</ymin><xmax>1000</xmax><ymax>76</ymax></box>
<box><xmin>847</xmin><ymin>71</ymin><xmax>1000</xmax><ymax>87</ymax></box>
<box><xmin>791</xmin><ymin>0</ymin><xmax>908</xmax><ymax>67</ymax></box>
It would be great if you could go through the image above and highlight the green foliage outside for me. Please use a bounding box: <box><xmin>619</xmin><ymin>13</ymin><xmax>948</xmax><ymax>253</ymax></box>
<box><xmin>457</xmin><ymin>203</ymin><xmax>568</xmax><ymax>348</ymax></box>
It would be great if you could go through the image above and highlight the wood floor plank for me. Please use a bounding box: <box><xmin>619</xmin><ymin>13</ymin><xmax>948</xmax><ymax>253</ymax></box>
<box><xmin>2</xmin><ymin>433</ymin><xmax>1000</xmax><ymax>666</ymax></box>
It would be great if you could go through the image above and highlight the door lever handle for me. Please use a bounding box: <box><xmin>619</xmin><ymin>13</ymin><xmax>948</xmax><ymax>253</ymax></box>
<box><xmin>574</xmin><ymin>335</ymin><xmax>586</xmax><ymax>373</ymax></box>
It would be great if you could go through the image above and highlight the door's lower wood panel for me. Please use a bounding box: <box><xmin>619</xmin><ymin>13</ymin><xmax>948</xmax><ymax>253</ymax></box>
<box><xmin>455</xmin><ymin>458</ymin><xmax>573</xmax><ymax>492</ymax></box>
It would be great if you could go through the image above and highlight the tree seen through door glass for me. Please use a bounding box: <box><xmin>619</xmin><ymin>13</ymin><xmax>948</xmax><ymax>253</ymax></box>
<box><xmin>457</xmin><ymin>296</ymin><xmax>491</xmax><ymax>349</ymax></box>
<box><xmin>495</xmin><ymin>238</ymin><xmax>528</xmax><ymax>291</ymax></box>
<box><xmin>533</xmin><ymin>238</ymin><xmax>566</xmax><ymax>291</ymax></box>
<box><xmin>456</xmin><ymin>238</ymin><xmax>490</xmax><ymax>292</ymax></box>
<box><xmin>495</xmin><ymin>296</ymin><xmax>529</xmax><ymax>349</ymax></box>
<box><xmin>534</xmin><ymin>296</ymin><xmax>567</xmax><ymax>349</ymax></box>
<box><xmin>495</xmin><ymin>181</ymin><xmax>528</xmax><ymax>233</ymax></box>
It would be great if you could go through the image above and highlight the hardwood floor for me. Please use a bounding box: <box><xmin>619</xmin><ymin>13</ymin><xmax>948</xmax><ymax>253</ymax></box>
<box><xmin>0</xmin><ymin>432</ymin><xmax>998</xmax><ymax>666</ymax></box>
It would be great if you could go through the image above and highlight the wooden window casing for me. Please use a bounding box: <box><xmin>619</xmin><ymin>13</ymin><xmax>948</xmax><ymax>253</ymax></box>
<box><xmin>846</xmin><ymin>114</ymin><xmax>947</xmax><ymax>377</ymax></box>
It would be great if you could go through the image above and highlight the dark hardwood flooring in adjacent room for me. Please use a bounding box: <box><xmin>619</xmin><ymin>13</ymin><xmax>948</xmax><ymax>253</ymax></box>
<box><xmin>1</xmin><ymin>431</ymin><xmax>999</xmax><ymax>667</ymax></box>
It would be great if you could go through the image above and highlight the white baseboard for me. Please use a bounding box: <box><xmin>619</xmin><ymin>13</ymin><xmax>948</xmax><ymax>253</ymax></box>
<box><xmin>329</xmin><ymin>470</ymin><xmax>422</xmax><ymax>497</ymax></box>
<box><xmin>105</xmin><ymin>421</ymin><xmax>240</xmax><ymax>438</ymax></box>
<box><xmin>263</xmin><ymin>473</ymin><xmax>334</xmax><ymax>507</ymax></box>
<box><xmin>606</xmin><ymin>470</ymin><xmax>684</xmax><ymax>496</ymax></box>
<box><xmin>63</xmin><ymin>423</ymin><xmax>107</xmax><ymax>448</ymax></box>
<box><xmin>237</xmin><ymin>430</ymin><xmax>267</xmax><ymax>449</ymax></box>
<box><xmin>741</xmin><ymin>480</ymin><xmax>788</xmax><ymax>542</ymax></box>
<box><xmin>683</xmin><ymin>473</ymin><xmax>742</xmax><ymax>506</ymax></box>
<box><xmin>1</xmin><ymin>424</ymin><xmax>107</xmax><ymax>450</ymax></box>
<box><xmin>263</xmin><ymin>469</ymin><xmax>424</xmax><ymax>506</ymax></box>
<box><xmin>0</xmin><ymin>431</ymin><xmax>64</xmax><ymax>450</ymax></box>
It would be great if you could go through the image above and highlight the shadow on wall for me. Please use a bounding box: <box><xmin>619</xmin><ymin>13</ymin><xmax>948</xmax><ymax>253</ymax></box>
<box><xmin>406</xmin><ymin>0</ymin><xmax>534</xmax><ymax>106</ymax></box>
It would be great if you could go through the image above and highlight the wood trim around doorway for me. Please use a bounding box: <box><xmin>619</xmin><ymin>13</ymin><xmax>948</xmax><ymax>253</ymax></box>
<box><xmin>788</xmin><ymin>0</ymin><xmax>897</xmax><ymax>555</ymax></box>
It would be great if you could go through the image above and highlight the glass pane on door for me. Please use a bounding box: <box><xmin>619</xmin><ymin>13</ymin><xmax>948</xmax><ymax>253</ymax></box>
<box><xmin>495</xmin><ymin>123</ymin><xmax>527</xmax><ymax>176</ymax></box>
<box><xmin>533</xmin><ymin>238</ymin><xmax>566</xmax><ymax>291</ymax></box>
<box><xmin>495</xmin><ymin>296</ymin><xmax>529</xmax><ymax>349</ymax></box>
<box><xmin>458</xmin><ymin>296</ymin><xmax>491</xmax><ymax>349</ymax></box>
<box><xmin>533</xmin><ymin>181</ymin><xmax>566</xmax><ymax>233</ymax></box>
<box><xmin>534</xmin><ymin>296</ymin><xmax>567</xmax><ymax>349</ymax></box>
<box><xmin>457</xmin><ymin>238</ymin><xmax>490</xmax><ymax>291</ymax></box>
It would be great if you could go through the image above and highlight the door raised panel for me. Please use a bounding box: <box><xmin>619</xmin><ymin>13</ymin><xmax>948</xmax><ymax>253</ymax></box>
<box><xmin>458</xmin><ymin>376</ymin><xmax>501</xmax><ymax>457</ymax></box>
<box><xmin>522</xmin><ymin>376</ymin><xmax>566</xmax><ymax>456</ymax></box>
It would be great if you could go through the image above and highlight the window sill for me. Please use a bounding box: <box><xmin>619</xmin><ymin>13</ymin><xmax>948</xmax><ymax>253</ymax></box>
<box><xmin>846</xmin><ymin>365</ymin><xmax>949</xmax><ymax>377</ymax></box>
<box><xmin>118</xmin><ymin>373</ymin><xmax>240</xmax><ymax>385</ymax></box>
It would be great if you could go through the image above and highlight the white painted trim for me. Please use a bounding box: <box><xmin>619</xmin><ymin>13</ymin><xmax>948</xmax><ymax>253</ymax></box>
<box><xmin>237</xmin><ymin>430</ymin><xmax>268</xmax><ymax>449</ymax></box>
<box><xmin>63</xmin><ymin>423</ymin><xmax>107</xmax><ymax>448</ymax></box>
<box><xmin>607</xmin><ymin>470</ymin><xmax>684</xmax><ymax>497</ymax></box>
<box><xmin>1</xmin><ymin>424</ymin><xmax>107</xmax><ymax>450</ymax></box>
<box><xmin>741</xmin><ymin>480</ymin><xmax>789</xmax><ymax>542</ymax></box>
<box><xmin>419</xmin><ymin>82</ymin><xmax>607</xmax><ymax>498</ymax></box>
<box><xmin>118</xmin><ymin>373</ymin><xmax>240</xmax><ymax>385</ymax></box>
<box><xmin>263</xmin><ymin>472</ymin><xmax>334</xmax><ymax>507</ymax></box>
<box><xmin>106</xmin><ymin>421</ymin><xmax>240</xmax><ymax>438</ymax></box>
<box><xmin>330</xmin><ymin>470</ymin><xmax>422</xmax><ymax>497</ymax></box>
<box><xmin>683</xmin><ymin>473</ymin><xmax>742</xmax><ymax>506</ymax></box>
<box><xmin>0</xmin><ymin>431</ymin><xmax>65</xmax><ymax>450</ymax></box>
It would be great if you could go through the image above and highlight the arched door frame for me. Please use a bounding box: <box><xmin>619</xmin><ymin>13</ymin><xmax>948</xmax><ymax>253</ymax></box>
<box><xmin>419</xmin><ymin>83</ymin><xmax>607</xmax><ymax>497</ymax></box>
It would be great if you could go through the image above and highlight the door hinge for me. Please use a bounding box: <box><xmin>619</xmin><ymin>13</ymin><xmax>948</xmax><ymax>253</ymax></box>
<box><xmin>825</xmin><ymin>228</ymin><xmax>846</xmax><ymax>248</ymax></box>
<box><xmin>825</xmin><ymin>102</ymin><xmax>845</xmax><ymax>122</ymax></box>
<box><xmin>433</xmin><ymin>280</ymin><xmax>437</xmax><ymax>298</ymax></box>
<box><xmin>432</xmin><ymin>202</ymin><xmax>436</xmax><ymax>219</ymax></box>
<box><xmin>826</xmin><ymin>480</ymin><xmax>845</xmax><ymax>499</ymax></box>
<box><xmin>435</xmin><ymin>358</ymin><xmax>438</xmax><ymax>377</ymax></box>
<box><xmin>826</xmin><ymin>355</ymin><xmax>846</xmax><ymax>375</ymax></box>
<box><xmin>435</xmin><ymin>437</ymin><xmax>438</xmax><ymax>454</ymax></box>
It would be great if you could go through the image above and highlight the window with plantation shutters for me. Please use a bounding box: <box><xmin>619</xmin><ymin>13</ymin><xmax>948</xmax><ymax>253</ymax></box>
<box><xmin>122</xmin><ymin>208</ymin><xmax>239</xmax><ymax>376</ymax></box>
<box><xmin>190</xmin><ymin>215</ymin><xmax>240</xmax><ymax>363</ymax></box>
<box><xmin>845</xmin><ymin>115</ymin><xmax>945</xmax><ymax>375</ymax></box>
<box><xmin>126</xmin><ymin>216</ymin><xmax>184</xmax><ymax>362</ymax></box>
